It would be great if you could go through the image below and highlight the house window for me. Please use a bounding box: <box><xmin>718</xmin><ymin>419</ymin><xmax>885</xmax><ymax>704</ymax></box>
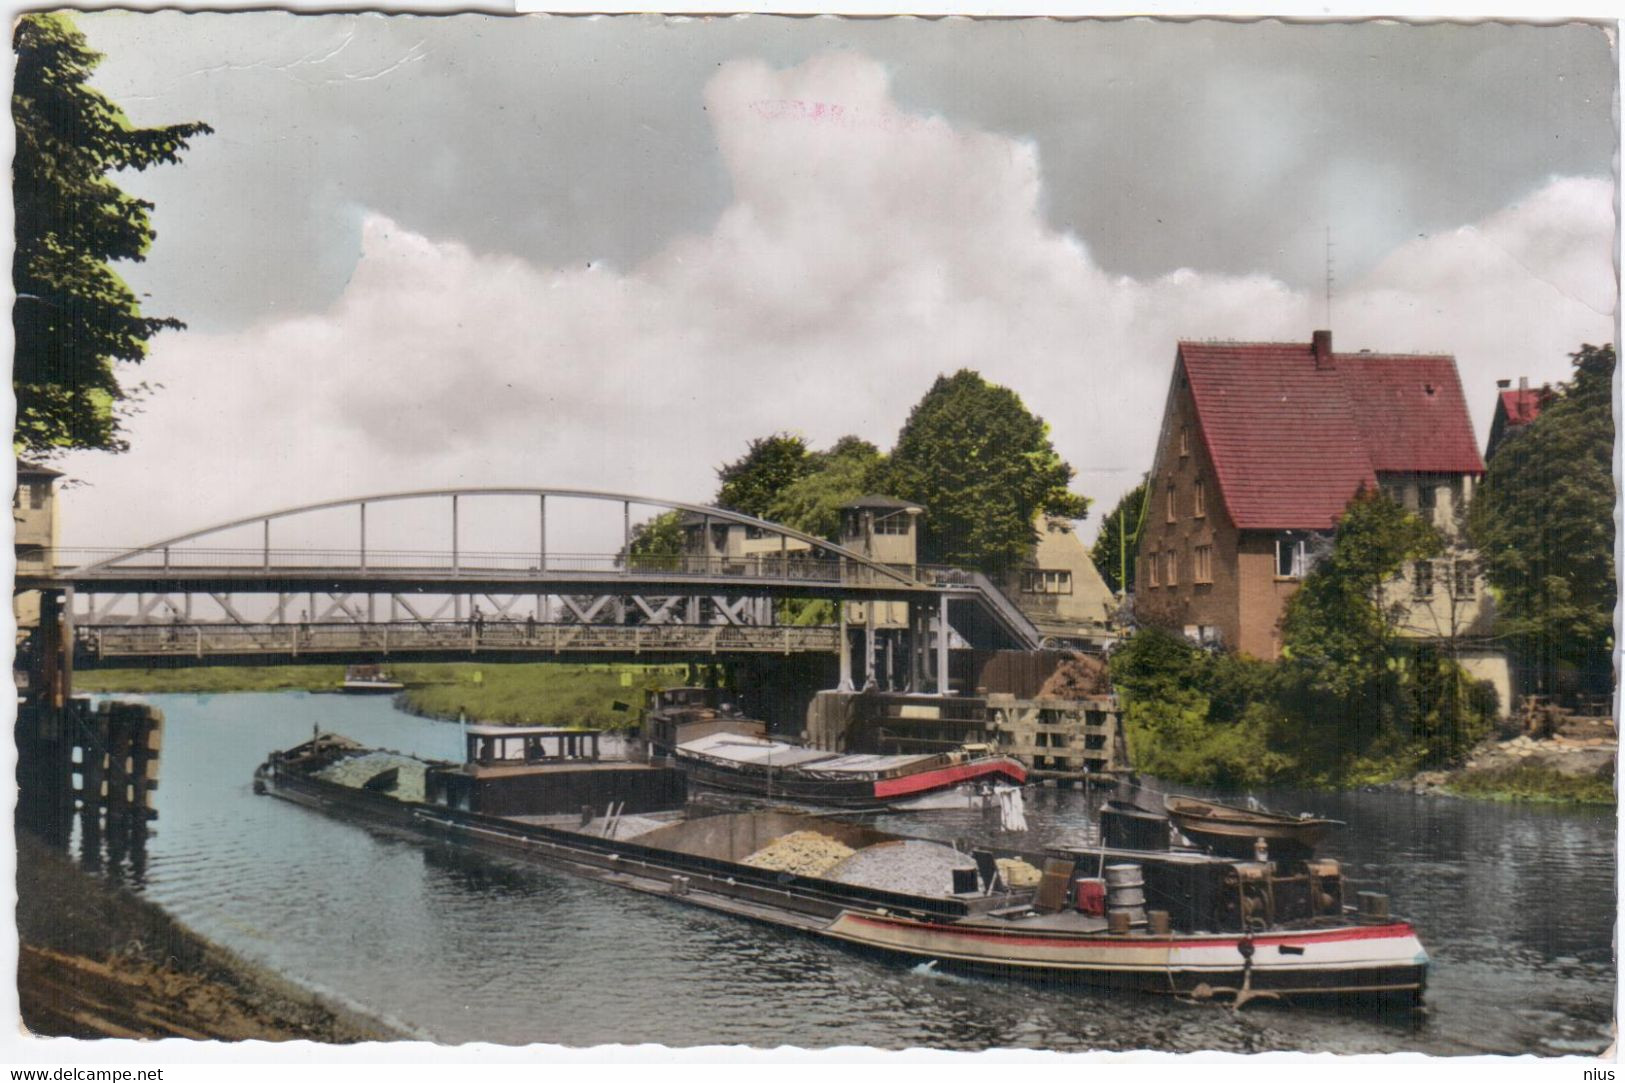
<box><xmin>1021</xmin><ymin>569</ymin><xmax>1073</xmax><ymax>595</ymax></box>
<box><xmin>745</xmin><ymin>525</ymin><xmax>768</xmax><ymax>540</ymax></box>
<box><xmin>1275</xmin><ymin>537</ymin><xmax>1306</xmax><ymax>579</ymax></box>
<box><xmin>1180</xmin><ymin>425</ymin><xmax>1190</xmax><ymax>457</ymax></box>
<box><xmin>1165</xmin><ymin>550</ymin><xmax>1178</xmax><ymax>587</ymax></box>
<box><xmin>1193</xmin><ymin>479</ymin><xmax>1206</xmax><ymax>519</ymax></box>
<box><xmin>1418</xmin><ymin>484</ymin><xmax>1438</xmax><ymax>519</ymax></box>
<box><xmin>1194</xmin><ymin>545</ymin><xmax>1213</xmax><ymax>584</ymax></box>
<box><xmin>873</xmin><ymin>513</ymin><xmax>911</xmax><ymax>535</ymax></box>
<box><xmin>1413</xmin><ymin>560</ymin><xmax>1435</xmax><ymax>598</ymax></box>
<box><xmin>1165</xmin><ymin>482</ymin><xmax>1176</xmax><ymax>523</ymax></box>
<box><xmin>1453</xmin><ymin>560</ymin><xmax>1476</xmax><ymax>599</ymax></box>
<box><xmin>1147</xmin><ymin>553</ymin><xmax>1160</xmax><ymax>588</ymax></box>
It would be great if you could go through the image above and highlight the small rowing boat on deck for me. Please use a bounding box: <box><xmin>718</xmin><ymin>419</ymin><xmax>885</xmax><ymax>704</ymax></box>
<box><xmin>1164</xmin><ymin>795</ymin><xmax>1342</xmax><ymax>860</ymax></box>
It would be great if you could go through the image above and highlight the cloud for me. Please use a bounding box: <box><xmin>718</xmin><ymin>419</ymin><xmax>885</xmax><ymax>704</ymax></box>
<box><xmin>58</xmin><ymin>53</ymin><xmax>1615</xmax><ymax>556</ymax></box>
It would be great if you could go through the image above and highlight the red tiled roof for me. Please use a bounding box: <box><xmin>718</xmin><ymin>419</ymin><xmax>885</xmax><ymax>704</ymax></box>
<box><xmin>1176</xmin><ymin>338</ymin><xmax>1484</xmax><ymax>531</ymax></box>
<box><xmin>1497</xmin><ymin>388</ymin><xmax>1546</xmax><ymax>428</ymax></box>
<box><xmin>1338</xmin><ymin>353</ymin><xmax>1484</xmax><ymax>476</ymax></box>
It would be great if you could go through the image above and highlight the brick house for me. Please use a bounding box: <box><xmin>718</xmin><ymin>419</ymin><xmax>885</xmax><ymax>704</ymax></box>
<box><xmin>1134</xmin><ymin>332</ymin><xmax>1503</xmax><ymax>701</ymax></box>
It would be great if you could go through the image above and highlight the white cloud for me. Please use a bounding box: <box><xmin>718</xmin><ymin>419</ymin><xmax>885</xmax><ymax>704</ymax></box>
<box><xmin>58</xmin><ymin>53</ymin><xmax>1616</xmax><ymax>557</ymax></box>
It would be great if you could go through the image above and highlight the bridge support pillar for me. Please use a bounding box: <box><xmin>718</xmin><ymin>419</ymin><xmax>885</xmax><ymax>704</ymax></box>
<box><xmin>937</xmin><ymin>593</ymin><xmax>951</xmax><ymax>695</ymax></box>
<box><xmin>837</xmin><ymin>602</ymin><xmax>854</xmax><ymax>691</ymax></box>
<box><xmin>863</xmin><ymin>606</ymin><xmax>876</xmax><ymax>690</ymax></box>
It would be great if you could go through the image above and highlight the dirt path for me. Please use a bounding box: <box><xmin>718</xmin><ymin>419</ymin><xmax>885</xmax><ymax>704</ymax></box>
<box><xmin>16</xmin><ymin>831</ymin><xmax>403</xmax><ymax>1042</ymax></box>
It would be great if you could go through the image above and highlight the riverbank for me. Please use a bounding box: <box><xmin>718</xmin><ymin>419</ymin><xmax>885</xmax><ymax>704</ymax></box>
<box><xmin>16</xmin><ymin>831</ymin><xmax>405</xmax><ymax>1041</ymax></box>
<box><xmin>74</xmin><ymin>661</ymin><xmax>691</xmax><ymax>728</ymax></box>
<box><xmin>1401</xmin><ymin>727</ymin><xmax>1616</xmax><ymax>804</ymax></box>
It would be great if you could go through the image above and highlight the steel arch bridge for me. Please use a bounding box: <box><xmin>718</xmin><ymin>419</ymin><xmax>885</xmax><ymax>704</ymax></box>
<box><xmin>17</xmin><ymin>487</ymin><xmax>1043</xmax><ymax>682</ymax></box>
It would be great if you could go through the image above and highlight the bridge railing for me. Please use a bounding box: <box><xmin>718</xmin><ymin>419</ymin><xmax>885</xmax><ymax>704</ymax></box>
<box><xmin>76</xmin><ymin>621</ymin><xmax>842</xmax><ymax>659</ymax></box>
<box><xmin>30</xmin><ymin>547</ymin><xmax>922</xmax><ymax>586</ymax></box>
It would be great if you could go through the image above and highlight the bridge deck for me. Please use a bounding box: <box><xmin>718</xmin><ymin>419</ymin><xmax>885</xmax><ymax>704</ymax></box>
<box><xmin>75</xmin><ymin>621</ymin><xmax>842</xmax><ymax>666</ymax></box>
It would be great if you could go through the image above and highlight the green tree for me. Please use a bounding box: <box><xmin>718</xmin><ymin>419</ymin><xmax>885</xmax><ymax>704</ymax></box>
<box><xmin>714</xmin><ymin>433</ymin><xmax>814</xmax><ymax>520</ymax></box>
<box><xmin>13</xmin><ymin>14</ymin><xmax>212</xmax><ymax>455</ymax></box>
<box><xmin>622</xmin><ymin>510</ymin><xmax>685</xmax><ymax>571</ymax></box>
<box><xmin>1471</xmin><ymin>343</ymin><xmax>1616</xmax><ymax>692</ymax></box>
<box><xmin>766</xmin><ymin>436</ymin><xmax>884</xmax><ymax>539</ymax></box>
<box><xmin>1281</xmin><ymin>487</ymin><xmax>1440</xmax><ymax>697</ymax></box>
<box><xmin>1091</xmin><ymin>477</ymin><xmax>1148</xmax><ymax>594</ymax></box>
<box><xmin>885</xmin><ymin>371</ymin><xmax>1088</xmax><ymax>574</ymax></box>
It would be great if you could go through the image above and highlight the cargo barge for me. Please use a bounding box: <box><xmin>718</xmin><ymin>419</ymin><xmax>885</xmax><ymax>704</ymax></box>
<box><xmin>254</xmin><ymin>728</ymin><xmax>1428</xmax><ymax>1005</ymax></box>
<box><xmin>640</xmin><ymin>687</ymin><xmax>1030</xmax><ymax>811</ymax></box>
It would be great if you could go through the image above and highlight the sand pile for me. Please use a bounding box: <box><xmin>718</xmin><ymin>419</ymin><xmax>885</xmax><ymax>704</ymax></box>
<box><xmin>741</xmin><ymin>831</ymin><xmax>855</xmax><ymax>877</ymax></box>
<box><xmin>315</xmin><ymin>752</ymin><xmax>430</xmax><ymax>803</ymax></box>
<box><xmin>1037</xmin><ymin>652</ymin><xmax>1112</xmax><ymax>699</ymax></box>
<box><xmin>995</xmin><ymin>857</ymin><xmax>1043</xmax><ymax>888</ymax></box>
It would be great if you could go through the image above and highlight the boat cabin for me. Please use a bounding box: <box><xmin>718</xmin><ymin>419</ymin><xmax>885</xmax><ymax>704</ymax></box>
<box><xmin>465</xmin><ymin>724</ymin><xmax>603</xmax><ymax>766</ymax></box>
<box><xmin>426</xmin><ymin>724</ymin><xmax>685</xmax><ymax>818</ymax></box>
<box><xmin>644</xmin><ymin>688</ymin><xmax>767</xmax><ymax>753</ymax></box>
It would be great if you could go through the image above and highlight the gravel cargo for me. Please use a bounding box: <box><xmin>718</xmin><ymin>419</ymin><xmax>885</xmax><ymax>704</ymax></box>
<box><xmin>828</xmin><ymin>840</ymin><xmax>976</xmax><ymax>897</ymax></box>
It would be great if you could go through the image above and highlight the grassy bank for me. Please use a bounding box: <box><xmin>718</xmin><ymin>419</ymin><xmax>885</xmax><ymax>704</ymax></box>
<box><xmin>75</xmin><ymin>662</ymin><xmax>695</xmax><ymax>729</ymax></box>
<box><xmin>1442</xmin><ymin>763</ymin><xmax>1616</xmax><ymax>805</ymax></box>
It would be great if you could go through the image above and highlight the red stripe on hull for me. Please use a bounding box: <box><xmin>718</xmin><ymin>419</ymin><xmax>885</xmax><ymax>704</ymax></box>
<box><xmin>872</xmin><ymin>759</ymin><xmax>1028</xmax><ymax>799</ymax></box>
<box><xmin>841</xmin><ymin>912</ymin><xmax>1418</xmax><ymax>951</ymax></box>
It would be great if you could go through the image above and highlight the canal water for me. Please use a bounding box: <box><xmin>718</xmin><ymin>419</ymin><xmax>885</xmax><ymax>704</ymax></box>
<box><xmin>73</xmin><ymin>692</ymin><xmax>1615</xmax><ymax>1054</ymax></box>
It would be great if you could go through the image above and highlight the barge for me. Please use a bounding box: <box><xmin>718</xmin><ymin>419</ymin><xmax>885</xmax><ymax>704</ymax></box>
<box><xmin>641</xmin><ymin>687</ymin><xmax>1029</xmax><ymax>811</ymax></box>
<box><xmin>255</xmin><ymin>729</ymin><xmax>1428</xmax><ymax>1005</ymax></box>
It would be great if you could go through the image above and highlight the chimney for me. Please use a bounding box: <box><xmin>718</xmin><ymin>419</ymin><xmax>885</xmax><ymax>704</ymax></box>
<box><xmin>1312</xmin><ymin>329</ymin><xmax>1333</xmax><ymax>369</ymax></box>
<box><xmin>1496</xmin><ymin>379</ymin><xmax>1511</xmax><ymax>389</ymax></box>
<box><xmin>1519</xmin><ymin>376</ymin><xmax>1529</xmax><ymax>391</ymax></box>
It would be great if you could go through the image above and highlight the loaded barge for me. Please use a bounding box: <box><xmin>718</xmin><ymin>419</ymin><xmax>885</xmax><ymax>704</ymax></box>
<box><xmin>255</xmin><ymin>728</ymin><xmax>1427</xmax><ymax>1004</ymax></box>
<box><xmin>640</xmin><ymin>687</ymin><xmax>1029</xmax><ymax>811</ymax></box>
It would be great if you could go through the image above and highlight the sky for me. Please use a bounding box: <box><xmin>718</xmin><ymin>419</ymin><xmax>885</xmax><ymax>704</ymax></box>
<box><xmin>42</xmin><ymin>12</ymin><xmax>1620</xmax><ymax>555</ymax></box>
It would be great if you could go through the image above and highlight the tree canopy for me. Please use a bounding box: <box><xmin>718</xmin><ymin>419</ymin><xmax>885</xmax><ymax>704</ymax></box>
<box><xmin>714</xmin><ymin>433</ymin><xmax>815</xmax><ymax>520</ymax></box>
<box><xmin>886</xmin><ymin>370</ymin><xmax>1087</xmax><ymax>573</ymax></box>
<box><xmin>1470</xmin><ymin>343</ymin><xmax>1616</xmax><ymax>689</ymax></box>
<box><xmin>1091</xmin><ymin>478</ymin><xmax>1148</xmax><ymax>594</ymax></box>
<box><xmin>13</xmin><ymin>13</ymin><xmax>212</xmax><ymax>456</ymax></box>
<box><xmin>1280</xmin><ymin>486</ymin><xmax>1440</xmax><ymax>697</ymax></box>
<box><xmin>765</xmin><ymin>436</ymin><xmax>885</xmax><ymax>539</ymax></box>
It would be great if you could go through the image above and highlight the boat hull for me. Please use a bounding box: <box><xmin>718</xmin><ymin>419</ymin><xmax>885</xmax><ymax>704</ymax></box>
<box><xmin>823</xmin><ymin>911</ymin><xmax>1427</xmax><ymax>999</ymax></box>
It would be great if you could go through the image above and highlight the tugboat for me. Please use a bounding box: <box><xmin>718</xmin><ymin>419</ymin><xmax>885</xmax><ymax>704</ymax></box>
<box><xmin>255</xmin><ymin>729</ymin><xmax>1430</xmax><ymax>1006</ymax></box>
<box><xmin>640</xmin><ymin>687</ymin><xmax>1029</xmax><ymax>811</ymax></box>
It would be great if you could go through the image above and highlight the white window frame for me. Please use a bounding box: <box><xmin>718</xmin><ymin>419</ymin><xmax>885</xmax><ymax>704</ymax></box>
<box><xmin>1275</xmin><ymin>537</ymin><xmax>1306</xmax><ymax>579</ymax></box>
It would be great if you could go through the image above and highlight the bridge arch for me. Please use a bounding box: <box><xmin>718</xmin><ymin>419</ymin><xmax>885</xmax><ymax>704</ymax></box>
<box><xmin>74</xmin><ymin>486</ymin><xmax>921</xmax><ymax>586</ymax></box>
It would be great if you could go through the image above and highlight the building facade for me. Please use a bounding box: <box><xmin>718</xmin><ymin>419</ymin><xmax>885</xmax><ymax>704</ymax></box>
<box><xmin>999</xmin><ymin>515</ymin><xmax>1117</xmax><ymax>647</ymax></box>
<box><xmin>1135</xmin><ymin>332</ymin><xmax>1504</xmax><ymax>703</ymax></box>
